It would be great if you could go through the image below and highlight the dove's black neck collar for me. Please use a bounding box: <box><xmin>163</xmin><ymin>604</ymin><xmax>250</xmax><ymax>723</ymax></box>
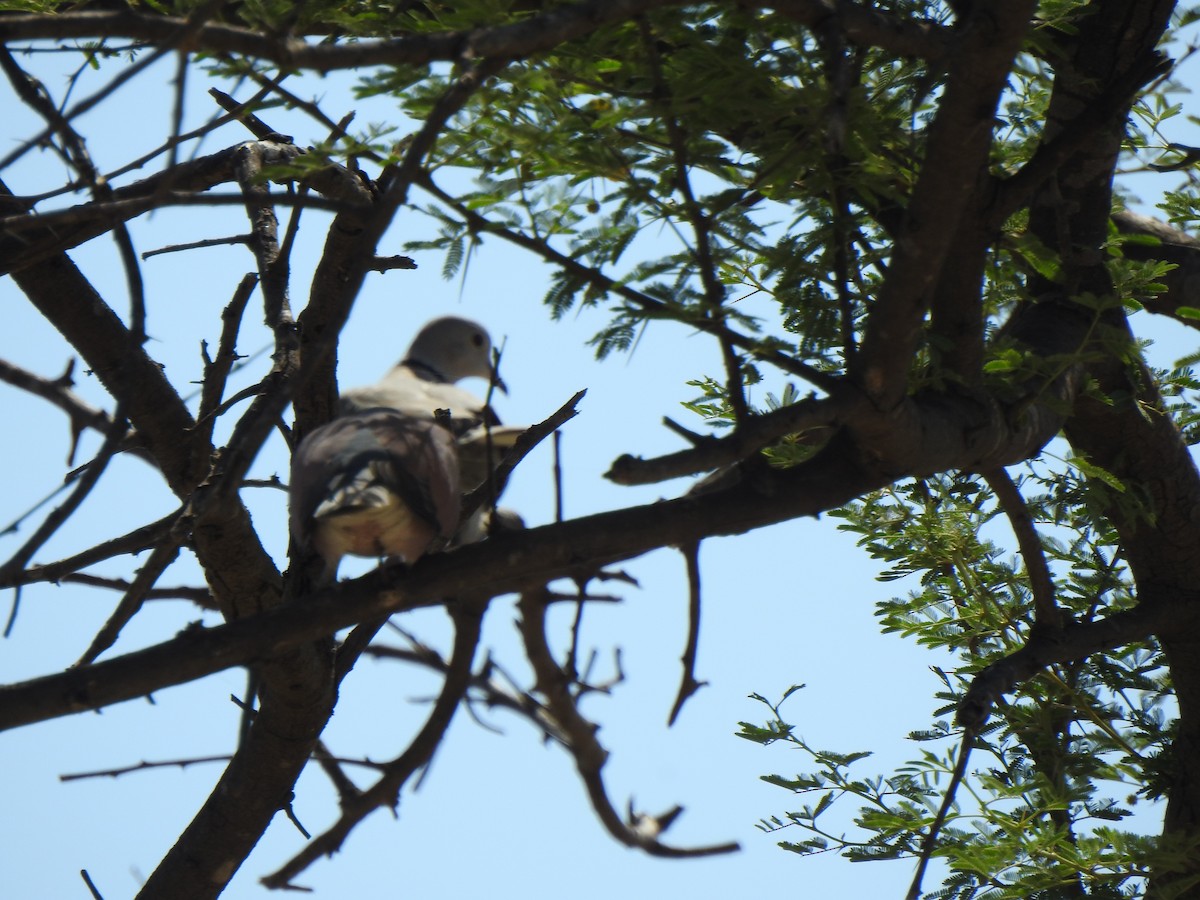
<box><xmin>401</xmin><ymin>358</ymin><xmax>449</xmax><ymax>384</ymax></box>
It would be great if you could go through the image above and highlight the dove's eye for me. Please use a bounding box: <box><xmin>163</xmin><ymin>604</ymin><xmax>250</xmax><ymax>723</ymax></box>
<box><xmin>471</xmin><ymin>333</ymin><xmax>485</xmax><ymax>347</ymax></box>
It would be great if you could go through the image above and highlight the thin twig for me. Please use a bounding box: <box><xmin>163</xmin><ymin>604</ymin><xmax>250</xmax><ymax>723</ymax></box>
<box><xmin>516</xmin><ymin>585</ymin><xmax>739</xmax><ymax>858</ymax></box>
<box><xmin>80</xmin><ymin>870</ymin><xmax>104</xmax><ymax>900</ymax></box>
<box><xmin>59</xmin><ymin>573</ymin><xmax>213</xmax><ymax>607</ymax></box>
<box><xmin>983</xmin><ymin>467</ymin><xmax>1063</xmax><ymax>630</ymax></box>
<box><xmin>142</xmin><ymin>233</ymin><xmax>253</xmax><ymax>259</ymax></box>
<box><xmin>906</xmin><ymin>733</ymin><xmax>974</xmax><ymax>900</ymax></box>
<box><xmin>0</xmin><ymin>511</ymin><xmax>178</xmax><ymax>590</ymax></box>
<box><xmin>0</xmin><ymin>404</ymin><xmax>131</xmax><ymax>599</ymax></box>
<box><xmin>668</xmin><ymin>541</ymin><xmax>707</xmax><ymax>726</ymax></box>
<box><xmin>639</xmin><ymin>19</ymin><xmax>748</xmax><ymax>425</ymax></box>
<box><xmin>196</xmin><ymin>274</ymin><xmax>258</xmax><ymax>441</ymax></box>
<box><xmin>416</xmin><ymin>171</ymin><xmax>841</xmax><ymax>393</ymax></box>
<box><xmin>75</xmin><ymin>523</ymin><xmax>187</xmax><ymax>666</ymax></box>
<box><xmin>61</xmin><ymin>755</ymin><xmax>232</xmax><ymax>782</ymax></box>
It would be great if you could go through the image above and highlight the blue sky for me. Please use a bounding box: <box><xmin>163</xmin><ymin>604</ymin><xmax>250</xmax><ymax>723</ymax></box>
<box><xmin>1</xmin><ymin>28</ymin><xmax>1197</xmax><ymax>899</ymax></box>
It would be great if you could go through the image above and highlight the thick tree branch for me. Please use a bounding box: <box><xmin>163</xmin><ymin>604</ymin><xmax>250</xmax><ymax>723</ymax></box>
<box><xmin>0</xmin><ymin>385</ymin><xmax>1084</xmax><ymax>736</ymax></box>
<box><xmin>854</xmin><ymin>0</ymin><xmax>1036</xmax><ymax>408</ymax></box>
<box><xmin>136</xmin><ymin>637</ymin><xmax>336</xmax><ymax>900</ymax></box>
<box><xmin>0</xmin><ymin>0</ymin><xmax>948</xmax><ymax>77</ymax></box>
<box><xmin>1113</xmin><ymin>209</ymin><xmax>1200</xmax><ymax>330</ymax></box>
<box><xmin>957</xmin><ymin>603</ymin><xmax>1173</xmax><ymax>730</ymax></box>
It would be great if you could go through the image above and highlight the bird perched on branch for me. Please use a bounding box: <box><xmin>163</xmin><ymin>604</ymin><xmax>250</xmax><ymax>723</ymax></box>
<box><xmin>340</xmin><ymin>315</ymin><xmax>526</xmax><ymax>491</ymax></box>
<box><xmin>289</xmin><ymin>409</ymin><xmax>460</xmax><ymax>579</ymax></box>
<box><xmin>290</xmin><ymin>316</ymin><xmax>527</xmax><ymax>580</ymax></box>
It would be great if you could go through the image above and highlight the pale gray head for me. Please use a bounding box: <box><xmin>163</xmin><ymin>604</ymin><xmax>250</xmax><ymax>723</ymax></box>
<box><xmin>403</xmin><ymin>316</ymin><xmax>504</xmax><ymax>390</ymax></box>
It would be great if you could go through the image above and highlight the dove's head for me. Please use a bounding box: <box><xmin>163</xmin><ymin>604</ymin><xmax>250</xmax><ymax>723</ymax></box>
<box><xmin>404</xmin><ymin>316</ymin><xmax>506</xmax><ymax>391</ymax></box>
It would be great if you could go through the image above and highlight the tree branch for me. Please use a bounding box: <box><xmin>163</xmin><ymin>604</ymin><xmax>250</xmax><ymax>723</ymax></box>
<box><xmin>261</xmin><ymin>599</ymin><xmax>485</xmax><ymax>889</ymax></box>
<box><xmin>518</xmin><ymin>586</ymin><xmax>738</xmax><ymax>857</ymax></box>
<box><xmin>854</xmin><ymin>0</ymin><xmax>1036</xmax><ymax>408</ymax></box>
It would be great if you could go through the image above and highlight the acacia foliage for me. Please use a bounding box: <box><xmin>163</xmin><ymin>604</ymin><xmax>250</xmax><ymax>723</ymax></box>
<box><xmin>3</xmin><ymin>1</ymin><xmax>1200</xmax><ymax>898</ymax></box>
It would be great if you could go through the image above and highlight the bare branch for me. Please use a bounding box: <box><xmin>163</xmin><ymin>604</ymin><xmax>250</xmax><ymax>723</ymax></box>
<box><xmin>0</xmin><ymin>511</ymin><xmax>179</xmax><ymax>590</ymax></box>
<box><xmin>261</xmin><ymin>598</ymin><xmax>486</xmax><ymax>889</ymax></box>
<box><xmin>61</xmin><ymin>755</ymin><xmax>232</xmax><ymax>783</ymax></box>
<box><xmin>74</xmin><ymin>521</ymin><xmax>187</xmax><ymax>666</ymax></box>
<box><xmin>606</xmin><ymin>388</ymin><xmax>853</xmax><ymax>485</ymax></box>
<box><xmin>0</xmin><ymin>358</ymin><xmax>124</xmax><ymax>464</ymax></box>
<box><xmin>0</xmin><ymin>404</ymin><xmax>130</xmax><ymax>594</ymax></box>
<box><xmin>667</xmin><ymin>541</ymin><xmax>707</xmax><ymax>726</ymax></box>
<box><xmin>462</xmin><ymin>389</ymin><xmax>586</xmax><ymax>520</ymax></box>
<box><xmin>57</xmin><ymin>574</ymin><xmax>214</xmax><ymax>608</ymax></box>
<box><xmin>518</xmin><ymin>586</ymin><xmax>738</xmax><ymax>858</ymax></box>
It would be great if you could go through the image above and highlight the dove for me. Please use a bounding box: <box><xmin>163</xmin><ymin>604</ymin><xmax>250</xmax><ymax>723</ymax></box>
<box><xmin>340</xmin><ymin>316</ymin><xmax>525</xmax><ymax>491</ymax></box>
<box><xmin>289</xmin><ymin>409</ymin><xmax>461</xmax><ymax>578</ymax></box>
<box><xmin>340</xmin><ymin>316</ymin><xmax>506</xmax><ymax>433</ymax></box>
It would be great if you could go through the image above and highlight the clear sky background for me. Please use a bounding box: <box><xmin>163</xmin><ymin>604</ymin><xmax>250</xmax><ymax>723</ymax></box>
<box><xmin>1</xmin><ymin>29</ymin><xmax>1197</xmax><ymax>900</ymax></box>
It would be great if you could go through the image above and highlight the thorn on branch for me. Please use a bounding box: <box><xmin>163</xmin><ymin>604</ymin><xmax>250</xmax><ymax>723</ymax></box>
<box><xmin>284</xmin><ymin>798</ymin><xmax>312</xmax><ymax>840</ymax></box>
